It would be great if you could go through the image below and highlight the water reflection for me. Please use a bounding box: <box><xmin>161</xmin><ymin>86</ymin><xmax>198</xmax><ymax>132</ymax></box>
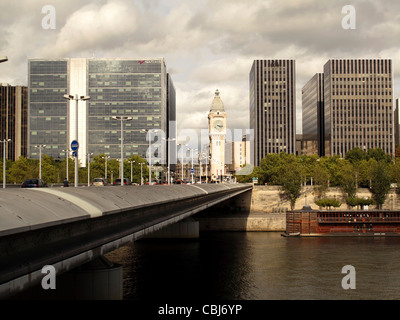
<box><xmin>106</xmin><ymin>233</ymin><xmax>400</xmax><ymax>300</ymax></box>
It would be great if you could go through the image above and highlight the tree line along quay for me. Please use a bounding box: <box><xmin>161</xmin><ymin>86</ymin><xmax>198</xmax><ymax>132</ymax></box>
<box><xmin>237</xmin><ymin>147</ymin><xmax>399</xmax><ymax>210</ymax></box>
<box><xmin>1</xmin><ymin>146</ymin><xmax>398</xmax><ymax>214</ymax></box>
<box><xmin>0</xmin><ymin>154</ymin><xmax>149</xmax><ymax>186</ymax></box>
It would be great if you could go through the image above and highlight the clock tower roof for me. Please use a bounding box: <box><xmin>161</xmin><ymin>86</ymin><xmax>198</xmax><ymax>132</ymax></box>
<box><xmin>210</xmin><ymin>89</ymin><xmax>225</xmax><ymax>112</ymax></box>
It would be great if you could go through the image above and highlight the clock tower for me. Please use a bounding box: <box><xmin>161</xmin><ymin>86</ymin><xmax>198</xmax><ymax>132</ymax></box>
<box><xmin>208</xmin><ymin>89</ymin><xmax>227</xmax><ymax>181</ymax></box>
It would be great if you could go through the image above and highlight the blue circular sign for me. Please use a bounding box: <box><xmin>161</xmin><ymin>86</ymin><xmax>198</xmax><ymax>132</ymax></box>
<box><xmin>71</xmin><ymin>140</ymin><xmax>79</xmax><ymax>151</ymax></box>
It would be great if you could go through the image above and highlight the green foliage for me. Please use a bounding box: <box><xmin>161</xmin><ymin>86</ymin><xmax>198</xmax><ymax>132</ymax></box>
<box><xmin>314</xmin><ymin>198</ymin><xmax>341</xmax><ymax>209</ymax></box>
<box><xmin>370</xmin><ymin>161</ymin><xmax>392</xmax><ymax>209</ymax></box>
<box><xmin>335</xmin><ymin>160</ymin><xmax>357</xmax><ymax>198</ymax></box>
<box><xmin>6</xmin><ymin>157</ymin><xmax>35</xmax><ymax>183</ymax></box>
<box><xmin>277</xmin><ymin>157</ymin><xmax>304</xmax><ymax>210</ymax></box>
<box><xmin>346</xmin><ymin>197</ymin><xmax>374</xmax><ymax>208</ymax></box>
<box><xmin>345</xmin><ymin>147</ymin><xmax>368</xmax><ymax>165</ymax></box>
<box><xmin>312</xmin><ymin>165</ymin><xmax>329</xmax><ymax>199</ymax></box>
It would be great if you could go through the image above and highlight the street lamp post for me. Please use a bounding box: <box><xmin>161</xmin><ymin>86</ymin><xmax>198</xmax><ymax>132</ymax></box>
<box><xmin>35</xmin><ymin>144</ymin><xmax>46</xmax><ymax>180</ymax></box>
<box><xmin>129</xmin><ymin>160</ymin><xmax>135</xmax><ymax>182</ymax></box>
<box><xmin>1</xmin><ymin>139</ymin><xmax>11</xmax><ymax>188</ymax></box>
<box><xmin>140</xmin><ymin>162</ymin><xmax>143</xmax><ymax>185</ymax></box>
<box><xmin>102</xmin><ymin>155</ymin><xmax>110</xmax><ymax>180</ymax></box>
<box><xmin>62</xmin><ymin>149</ymin><xmax>70</xmax><ymax>181</ymax></box>
<box><xmin>141</xmin><ymin>129</ymin><xmax>158</xmax><ymax>185</ymax></box>
<box><xmin>87</xmin><ymin>152</ymin><xmax>93</xmax><ymax>186</ymax></box>
<box><xmin>189</xmin><ymin>148</ymin><xmax>197</xmax><ymax>184</ymax></box>
<box><xmin>112</xmin><ymin>116</ymin><xmax>133</xmax><ymax>186</ymax></box>
<box><xmin>178</xmin><ymin>143</ymin><xmax>187</xmax><ymax>182</ymax></box>
<box><xmin>163</xmin><ymin>137</ymin><xmax>176</xmax><ymax>185</ymax></box>
<box><xmin>64</xmin><ymin>94</ymin><xmax>90</xmax><ymax>187</ymax></box>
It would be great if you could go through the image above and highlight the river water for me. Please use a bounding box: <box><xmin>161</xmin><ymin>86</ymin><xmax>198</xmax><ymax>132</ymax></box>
<box><xmin>106</xmin><ymin>231</ymin><xmax>400</xmax><ymax>301</ymax></box>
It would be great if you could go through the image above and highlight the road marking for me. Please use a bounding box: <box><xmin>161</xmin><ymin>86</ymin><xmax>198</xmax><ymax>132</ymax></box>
<box><xmin>30</xmin><ymin>188</ymin><xmax>103</xmax><ymax>218</ymax></box>
<box><xmin>188</xmin><ymin>185</ymin><xmax>208</xmax><ymax>194</ymax></box>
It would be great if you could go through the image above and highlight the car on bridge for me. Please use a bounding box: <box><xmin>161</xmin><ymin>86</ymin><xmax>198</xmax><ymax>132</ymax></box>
<box><xmin>21</xmin><ymin>179</ymin><xmax>48</xmax><ymax>188</ymax></box>
<box><xmin>113</xmin><ymin>178</ymin><xmax>132</xmax><ymax>185</ymax></box>
<box><xmin>92</xmin><ymin>178</ymin><xmax>108</xmax><ymax>186</ymax></box>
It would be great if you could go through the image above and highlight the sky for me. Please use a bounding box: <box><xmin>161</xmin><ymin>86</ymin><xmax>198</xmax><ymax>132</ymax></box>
<box><xmin>1</xmin><ymin>0</ymin><xmax>400</xmax><ymax>137</ymax></box>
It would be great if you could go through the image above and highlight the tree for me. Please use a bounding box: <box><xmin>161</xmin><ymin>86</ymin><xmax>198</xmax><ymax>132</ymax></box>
<box><xmin>315</xmin><ymin>198</ymin><xmax>341</xmax><ymax>209</ymax></box>
<box><xmin>41</xmin><ymin>154</ymin><xmax>59</xmax><ymax>183</ymax></box>
<box><xmin>7</xmin><ymin>157</ymin><xmax>35</xmax><ymax>183</ymax></box>
<box><xmin>345</xmin><ymin>147</ymin><xmax>367</xmax><ymax>165</ymax></box>
<box><xmin>336</xmin><ymin>160</ymin><xmax>357</xmax><ymax>199</ymax></box>
<box><xmin>277</xmin><ymin>159</ymin><xmax>304</xmax><ymax>210</ymax></box>
<box><xmin>368</xmin><ymin>148</ymin><xmax>392</xmax><ymax>163</ymax></box>
<box><xmin>370</xmin><ymin>160</ymin><xmax>392</xmax><ymax>209</ymax></box>
<box><xmin>358</xmin><ymin>158</ymin><xmax>377</xmax><ymax>188</ymax></box>
<box><xmin>312</xmin><ymin>164</ymin><xmax>329</xmax><ymax>199</ymax></box>
<box><xmin>391</xmin><ymin>160</ymin><xmax>400</xmax><ymax>194</ymax></box>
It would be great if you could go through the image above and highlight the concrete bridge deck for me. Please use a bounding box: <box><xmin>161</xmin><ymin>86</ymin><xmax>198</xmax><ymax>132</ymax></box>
<box><xmin>0</xmin><ymin>183</ymin><xmax>252</xmax><ymax>298</ymax></box>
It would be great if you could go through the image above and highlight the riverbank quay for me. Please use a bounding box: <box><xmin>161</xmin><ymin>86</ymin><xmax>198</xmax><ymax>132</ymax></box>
<box><xmin>195</xmin><ymin>184</ymin><xmax>400</xmax><ymax>232</ymax></box>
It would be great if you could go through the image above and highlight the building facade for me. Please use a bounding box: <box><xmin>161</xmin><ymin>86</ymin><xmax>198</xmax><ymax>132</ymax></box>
<box><xmin>28</xmin><ymin>58</ymin><xmax>175</xmax><ymax>166</ymax></box>
<box><xmin>323</xmin><ymin>59</ymin><xmax>394</xmax><ymax>157</ymax></box>
<box><xmin>302</xmin><ymin>73</ymin><xmax>324</xmax><ymax>156</ymax></box>
<box><xmin>250</xmin><ymin>59</ymin><xmax>296</xmax><ymax>166</ymax></box>
<box><xmin>0</xmin><ymin>83</ymin><xmax>28</xmax><ymax>161</ymax></box>
<box><xmin>395</xmin><ymin>99</ymin><xmax>400</xmax><ymax>148</ymax></box>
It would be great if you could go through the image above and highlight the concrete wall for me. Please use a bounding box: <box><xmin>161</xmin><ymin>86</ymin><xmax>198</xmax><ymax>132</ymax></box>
<box><xmin>250</xmin><ymin>185</ymin><xmax>400</xmax><ymax>212</ymax></box>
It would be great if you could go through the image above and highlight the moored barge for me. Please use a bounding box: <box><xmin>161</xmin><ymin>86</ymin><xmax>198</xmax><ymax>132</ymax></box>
<box><xmin>283</xmin><ymin>206</ymin><xmax>400</xmax><ymax>237</ymax></box>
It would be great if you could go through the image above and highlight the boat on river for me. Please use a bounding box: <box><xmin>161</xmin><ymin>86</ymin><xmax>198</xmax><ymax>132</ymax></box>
<box><xmin>283</xmin><ymin>206</ymin><xmax>400</xmax><ymax>237</ymax></box>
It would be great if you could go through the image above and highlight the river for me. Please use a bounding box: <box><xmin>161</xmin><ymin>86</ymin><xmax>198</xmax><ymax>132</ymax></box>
<box><xmin>105</xmin><ymin>231</ymin><xmax>400</xmax><ymax>300</ymax></box>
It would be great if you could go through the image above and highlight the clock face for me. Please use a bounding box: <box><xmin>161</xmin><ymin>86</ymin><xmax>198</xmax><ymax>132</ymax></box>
<box><xmin>214</xmin><ymin>120</ymin><xmax>224</xmax><ymax>131</ymax></box>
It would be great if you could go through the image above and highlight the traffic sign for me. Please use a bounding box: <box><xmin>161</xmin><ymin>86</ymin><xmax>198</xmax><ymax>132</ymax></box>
<box><xmin>190</xmin><ymin>168</ymin><xmax>194</xmax><ymax>174</ymax></box>
<box><xmin>71</xmin><ymin>140</ymin><xmax>79</xmax><ymax>151</ymax></box>
<box><xmin>72</xmin><ymin>151</ymin><xmax>77</xmax><ymax>157</ymax></box>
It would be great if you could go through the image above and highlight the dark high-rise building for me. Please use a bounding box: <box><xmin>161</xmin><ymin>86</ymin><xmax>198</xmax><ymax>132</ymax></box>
<box><xmin>250</xmin><ymin>59</ymin><xmax>296</xmax><ymax>166</ymax></box>
<box><xmin>0</xmin><ymin>84</ymin><xmax>28</xmax><ymax>161</ymax></box>
<box><xmin>395</xmin><ymin>99</ymin><xmax>400</xmax><ymax>148</ymax></box>
<box><xmin>302</xmin><ymin>73</ymin><xmax>324</xmax><ymax>156</ymax></box>
<box><xmin>28</xmin><ymin>58</ymin><xmax>176</xmax><ymax>166</ymax></box>
<box><xmin>323</xmin><ymin>59</ymin><xmax>394</xmax><ymax>157</ymax></box>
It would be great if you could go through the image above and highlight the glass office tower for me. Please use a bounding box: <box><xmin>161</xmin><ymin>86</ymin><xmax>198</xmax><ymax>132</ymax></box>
<box><xmin>302</xmin><ymin>73</ymin><xmax>324</xmax><ymax>156</ymax></box>
<box><xmin>28</xmin><ymin>58</ymin><xmax>175</xmax><ymax>166</ymax></box>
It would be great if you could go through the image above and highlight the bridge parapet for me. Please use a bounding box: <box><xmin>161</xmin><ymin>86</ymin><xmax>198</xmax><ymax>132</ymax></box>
<box><xmin>0</xmin><ymin>183</ymin><xmax>252</xmax><ymax>298</ymax></box>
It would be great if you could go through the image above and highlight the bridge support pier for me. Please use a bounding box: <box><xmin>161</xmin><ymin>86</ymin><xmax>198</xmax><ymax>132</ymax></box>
<box><xmin>57</xmin><ymin>256</ymin><xmax>123</xmax><ymax>300</ymax></box>
<box><xmin>145</xmin><ymin>218</ymin><xmax>199</xmax><ymax>239</ymax></box>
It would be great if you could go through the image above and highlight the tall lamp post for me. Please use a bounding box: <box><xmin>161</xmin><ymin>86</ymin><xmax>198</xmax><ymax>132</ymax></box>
<box><xmin>1</xmin><ymin>58</ymin><xmax>9</xmax><ymax>188</ymax></box>
<box><xmin>62</xmin><ymin>149</ymin><xmax>70</xmax><ymax>181</ymax></box>
<box><xmin>64</xmin><ymin>94</ymin><xmax>90</xmax><ymax>187</ymax></box>
<box><xmin>112</xmin><ymin>116</ymin><xmax>132</xmax><ymax>186</ymax></box>
<box><xmin>1</xmin><ymin>138</ymin><xmax>11</xmax><ymax>188</ymax></box>
<box><xmin>141</xmin><ymin>129</ymin><xmax>158</xmax><ymax>185</ymax></box>
<box><xmin>189</xmin><ymin>148</ymin><xmax>197</xmax><ymax>184</ymax></box>
<box><xmin>178</xmin><ymin>143</ymin><xmax>187</xmax><ymax>182</ymax></box>
<box><xmin>162</xmin><ymin>138</ymin><xmax>176</xmax><ymax>185</ymax></box>
<box><xmin>140</xmin><ymin>162</ymin><xmax>143</xmax><ymax>185</ymax></box>
<box><xmin>35</xmin><ymin>144</ymin><xmax>46</xmax><ymax>180</ymax></box>
<box><xmin>129</xmin><ymin>160</ymin><xmax>135</xmax><ymax>183</ymax></box>
<box><xmin>102</xmin><ymin>155</ymin><xmax>110</xmax><ymax>180</ymax></box>
<box><xmin>87</xmin><ymin>152</ymin><xmax>93</xmax><ymax>186</ymax></box>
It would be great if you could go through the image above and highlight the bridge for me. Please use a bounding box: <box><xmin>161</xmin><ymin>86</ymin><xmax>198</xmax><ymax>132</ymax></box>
<box><xmin>0</xmin><ymin>183</ymin><xmax>252</xmax><ymax>299</ymax></box>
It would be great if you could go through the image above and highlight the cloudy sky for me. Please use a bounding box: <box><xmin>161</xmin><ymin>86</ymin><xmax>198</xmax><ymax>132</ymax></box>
<box><xmin>1</xmin><ymin>0</ymin><xmax>400</xmax><ymax>136</ymax></box>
